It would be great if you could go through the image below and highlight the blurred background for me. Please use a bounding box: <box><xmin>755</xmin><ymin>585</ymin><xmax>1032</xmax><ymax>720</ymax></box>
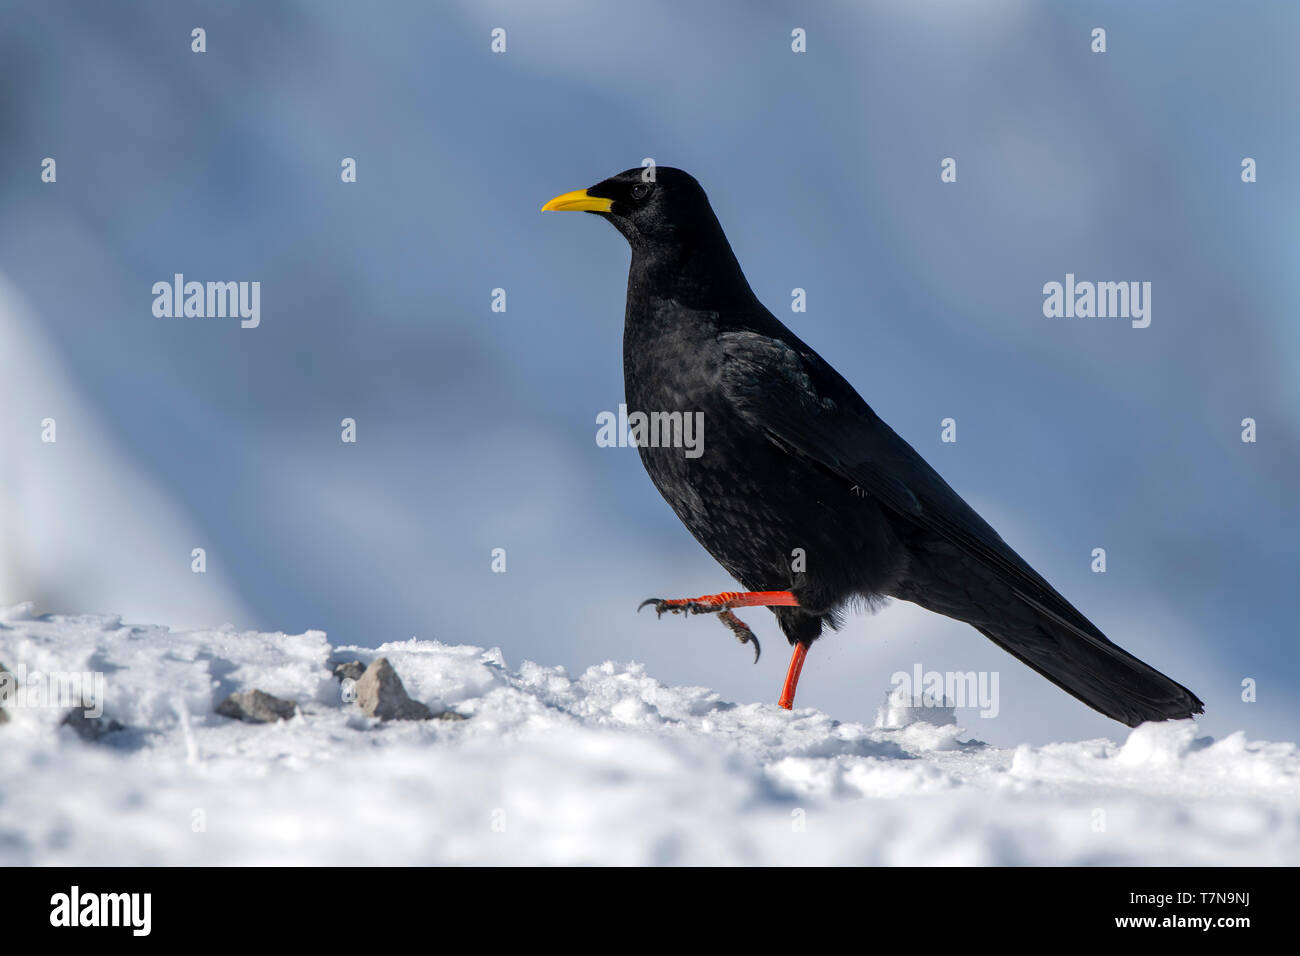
<box><xmin>1</xmin><ymin>0</ymin><xmax>1296</xmax><ymax>746</ymax></box>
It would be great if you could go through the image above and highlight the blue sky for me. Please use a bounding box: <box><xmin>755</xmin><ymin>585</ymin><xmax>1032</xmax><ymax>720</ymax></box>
<box><xmin>1</xmin><ymin>1</ymin><xmax>1296</xmax><ymax>745</ymax></box>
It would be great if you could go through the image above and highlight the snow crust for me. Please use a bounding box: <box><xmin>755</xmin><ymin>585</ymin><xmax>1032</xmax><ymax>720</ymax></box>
<box><xmin>1</xmin><ymin>604</ymin><xmax>1295</xmax><ymax>865</ymax></box>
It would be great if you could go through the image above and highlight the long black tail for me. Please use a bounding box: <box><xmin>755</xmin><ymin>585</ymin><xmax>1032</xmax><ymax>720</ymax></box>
<box><xmin>970</xmin><ymin>611</ymin><xmax>1203</xmax><ymax>727</ymax></box>
<box><xmin>894</xmin><ymin>550</ymin><xmax>1204</xmax><ymax>726</ymax></box>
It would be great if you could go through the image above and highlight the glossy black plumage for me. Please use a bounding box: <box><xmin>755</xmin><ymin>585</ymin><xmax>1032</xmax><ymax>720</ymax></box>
<box><xmin>564</xmin><ymin>167</ymin><xmax>1203</xmax><ymax>727</ymax></box>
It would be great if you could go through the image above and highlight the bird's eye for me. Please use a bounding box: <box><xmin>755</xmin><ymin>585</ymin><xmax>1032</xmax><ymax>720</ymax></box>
<box><xmin>630</xmin><ymin>182</ymin><xmax>651</xmax><ymax>200</ymax></box>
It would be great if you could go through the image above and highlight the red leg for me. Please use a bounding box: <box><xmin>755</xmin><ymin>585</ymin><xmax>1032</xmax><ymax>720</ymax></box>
<box><xmin>778</xmin><ymin>641</ymin><xmax>810</xmax><ymax>710</ymax></box>
<box><xmin>638</xmin><ymin>590</ymin><xmax>798</xmax><ymax>615</ymax></box>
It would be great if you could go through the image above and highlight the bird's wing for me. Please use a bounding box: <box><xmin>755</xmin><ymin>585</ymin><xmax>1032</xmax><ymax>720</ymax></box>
<box><xmin>716</xmin><ymin>328</ymin><xmax>1112</xmax><ymax>647</ymax></box>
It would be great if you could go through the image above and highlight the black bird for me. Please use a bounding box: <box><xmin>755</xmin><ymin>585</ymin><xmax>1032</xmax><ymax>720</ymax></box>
<box><xmin>544</xmin><ymin>167</ymin><xmax>1203</xmax><ymax>726</ymax></box>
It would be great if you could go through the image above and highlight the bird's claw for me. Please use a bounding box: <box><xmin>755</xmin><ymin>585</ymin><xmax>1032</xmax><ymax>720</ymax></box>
<box><xmin>637</xmin><ymin>598</ymin><xmax>712</xmax><ymax>617</ymax></box>
<box><xmin>637</xmin><ymin>598</ymin><xmax>760</xmax><ymax>664</ymax></box>
<box><xmin>637</xmin><ymin>597</ymin><xmax>668</xmax><ymax>617</ymax></box>
<box><xmin>718</xmin><ymin>609</ymin><xmax>761</xmax><ymax>664</ymax></box>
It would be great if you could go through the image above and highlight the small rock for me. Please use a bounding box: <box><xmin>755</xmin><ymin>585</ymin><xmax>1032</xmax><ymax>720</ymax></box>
<box><xmin>0</xmin><ymin>661</ymin><xmax>16</xmax><ymax>726</ymax></box>
<box><xmin>332</xmin><ymin>660</ymin><xmax>365</xmax><ymax>682</ymax></box>
<box><xmin>216</xmin><ymin>689</ymin><xmax>297</xmax><ymax>723</ymax></box>
<box><xmin>62</xmin><ymin>707</ymin><xmax>125</xmax><ymax>741</ymax></box>
<box><xmin>0</xmin><ymin>660</ymin><xmax>14</xmax><ymax>703</ymax></box>
<box><xmin>355</xmin><ymin>658</ymin><xmax>434</xmax><ymax>721</ymax></box>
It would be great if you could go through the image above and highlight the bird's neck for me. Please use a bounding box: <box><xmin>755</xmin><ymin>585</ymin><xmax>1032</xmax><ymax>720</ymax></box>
<box><xmin>625</xmin><ymin>226</ymin><xmax>758</xmax><ymax>316</ymax></box>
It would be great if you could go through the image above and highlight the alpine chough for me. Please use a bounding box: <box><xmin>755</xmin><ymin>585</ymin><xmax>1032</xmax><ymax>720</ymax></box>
<box><xmin>544</xmin><ymin>167</ymin><xmax>1203</xmax><ymax>726</ymax></box>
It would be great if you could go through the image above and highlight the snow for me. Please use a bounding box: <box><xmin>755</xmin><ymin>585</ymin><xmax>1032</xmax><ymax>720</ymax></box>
<box><xmin>1</xmin><ymin>603</ymin><xmax>1296</xmax><ymax>865</ymax></box>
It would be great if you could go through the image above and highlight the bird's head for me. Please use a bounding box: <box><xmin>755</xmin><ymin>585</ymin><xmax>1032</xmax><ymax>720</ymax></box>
<box><xmin>543</xmin><ymin>166</ymin><xmax>754</xmax><ymax>305</ymax></box>
<box><xmin>542</xmin><ymin>167</ymin><xmax>716</xmax><ymax>251</ymax></box>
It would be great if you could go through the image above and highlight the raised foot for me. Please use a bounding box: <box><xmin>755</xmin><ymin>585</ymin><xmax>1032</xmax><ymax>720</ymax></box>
<box><xmin>637</xmin><ymin>597</ymin><xmax>720</xmax><ymax>617</ymax></box>
<box><xmin>636</xmin><ymin>592</ymin><xmax>785</xmax><ymax>664</ymax></box>
<box><xmin>636</xmin><ymin>590</ymin><xmax>798</xmax><ymax>617</ymax></box>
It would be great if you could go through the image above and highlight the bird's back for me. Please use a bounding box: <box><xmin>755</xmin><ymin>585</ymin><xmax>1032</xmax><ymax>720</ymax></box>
<box><xmin>623</xmin><ymin>295</ymin><xmax>910</xmax><ymax>611</ymax></box>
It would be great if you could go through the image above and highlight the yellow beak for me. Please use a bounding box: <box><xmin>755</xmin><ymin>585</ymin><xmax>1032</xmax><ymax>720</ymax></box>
<box><xmin>541</xmin><ymin>188</ymin><xmax>614</xmax><ymax>213</ymax></box>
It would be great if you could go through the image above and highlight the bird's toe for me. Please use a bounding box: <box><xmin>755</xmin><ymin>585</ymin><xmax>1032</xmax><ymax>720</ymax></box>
<box><xmin>637</xmin><ymin>598</ymin><xmax>667</xmax><ymax>617</ymax></box>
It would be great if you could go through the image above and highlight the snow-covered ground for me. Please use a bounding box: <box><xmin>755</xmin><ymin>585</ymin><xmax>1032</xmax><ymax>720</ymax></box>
<box><xmin>0</xmin><ymin>602</ymin><xmax>1295</xmax><ymax>866</ymax></box>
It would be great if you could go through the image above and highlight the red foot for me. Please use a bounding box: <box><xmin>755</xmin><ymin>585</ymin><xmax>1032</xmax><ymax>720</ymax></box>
<box><xmin>637</xmin><ymin>590</ymin><xmax>800</xmax><ymax>665</ymax></box>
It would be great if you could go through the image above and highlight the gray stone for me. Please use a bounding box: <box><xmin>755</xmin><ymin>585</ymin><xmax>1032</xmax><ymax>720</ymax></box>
<box><xmin>355</xmin><ymin>657</ymin><xmax>434</xmax><ymax>721</ymax></box>
<box><xmin>332</xmin><ymin>660</ymin><xmax>365</xmax><ymax>682</ymax></box>
<box><xmin>62</xmin><ymin>707</ymin><xmax>125</xmax><ymax>741</ymax></box>
<box><xmin>216</xmin><ymin>689</ymin><xmax>297</xmax><ymax>723</ymax></box>
<box><xmin>0</xmin><ymin>660</ymin><xmax>10</xmax><ymax>724</ymax></box>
